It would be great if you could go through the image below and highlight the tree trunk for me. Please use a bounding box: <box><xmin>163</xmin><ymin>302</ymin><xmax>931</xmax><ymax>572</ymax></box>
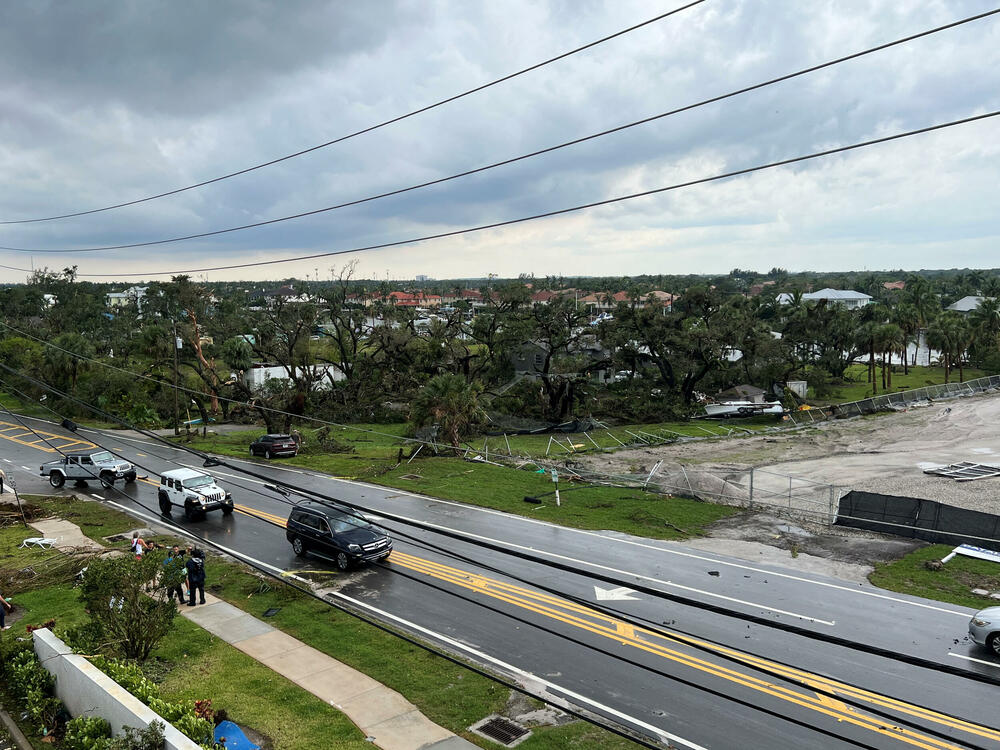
<box><xmin>870</xmin><ymin>343</ymin><xmax>877</xmax><ymax>395</ymax></box>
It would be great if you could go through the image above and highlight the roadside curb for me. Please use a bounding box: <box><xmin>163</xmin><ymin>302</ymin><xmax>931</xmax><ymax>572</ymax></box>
<box><xmin>0</xmin><ymin>707</ymin><xmax>33</xmax><ymax>750</ymax></box>
<box><xmin>177</xmin><ymin>593</ymin><xmax>479</xmax><ymax>750</ymax></box>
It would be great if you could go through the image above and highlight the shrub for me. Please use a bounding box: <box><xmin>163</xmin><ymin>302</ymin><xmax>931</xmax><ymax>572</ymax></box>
<box><xmin>5</xmin><ymin>650</ymin><xmax>63</xmax><ymax>734</ymax></box>
<box><xmin>64</xmin><ymin>715</ymin><xmax>113</xmax><ymax>750</ymax></box>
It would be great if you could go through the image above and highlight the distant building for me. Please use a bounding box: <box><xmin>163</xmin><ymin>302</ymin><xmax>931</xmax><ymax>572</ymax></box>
<box><xmin>106</xmin><ymin>286</ymin><xmax>149</xmax><ymax>312</ymax></box>
<box><xmin>415</xmin><ymin>275</ymin><xmax>432</xmax><ymax>282</ymax></box>
<box><xmin>947</xmin><ymin>295</ymin><xmax>993</xmax><ymax>314</ymax></box>
<box><xmin>883</xmin><ymin>280</ymin><xmax>906</xmax><ymax>291</ymax></box>
<box><xmin>778</xmin><ymin>288</ymin><xmax>871</xmax><ymax>309</ymax></box>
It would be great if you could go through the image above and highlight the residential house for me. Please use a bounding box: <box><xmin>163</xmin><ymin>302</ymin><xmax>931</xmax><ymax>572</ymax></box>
<box><xmin>946</xmin><ymin>295</ymin><xmax>993</xmax><ymax>314</ymax></box>
<box><xmin>106</xmin><ymin>286</ymin><xmax>149</xmax><ymax>312</ymax></box>
<box><xmin>778</xmin><ymin>288</ymin><xmax>871</xmax><ymax>309</ymax></box>
<box><xmin>883</xmin><ymin>280</ymin><xmax>906</xmax><ymax>292</ymax></box>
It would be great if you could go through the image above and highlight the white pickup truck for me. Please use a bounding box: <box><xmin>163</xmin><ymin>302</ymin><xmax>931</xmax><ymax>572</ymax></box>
<box><xmin>39</xmin><ymin>450</ymin><xmax>137</xmax><ymax>489</ymax></box>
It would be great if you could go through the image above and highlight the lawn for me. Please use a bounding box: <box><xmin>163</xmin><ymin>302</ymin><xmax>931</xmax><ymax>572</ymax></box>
<box><xmin>174</xmin><ymin>429</ymin><xmax>741</xmax><ymax>541</ymax></box>
<box><xmin>2</xmin><ymin>495</ymin><xmax>651</xmax><ymax>749</ymax></box>
<box><xmin>869</xmin><ymin>544</ymin><xmax>1000</xmax><ymax>610</ymax></box>
<box><xmin>4</xmin><ymin>585</ymin><xmax>371</xmax><ymax>750</ymax></box>
<box><xmin>815</xmin><ymin>365</ymin><xmax>989</xmax><ymax>405</ymax></box>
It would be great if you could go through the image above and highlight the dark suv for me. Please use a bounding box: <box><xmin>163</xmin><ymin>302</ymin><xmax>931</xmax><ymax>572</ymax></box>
<box><xmin>286</xmin><ymin>502</ymin><xmax>392</xmax><ymax>570</ymax></box>
<box><xmin>249</xmin><ymin>434</ymin><xmax>298</xmax><ymax>459</ymax></box>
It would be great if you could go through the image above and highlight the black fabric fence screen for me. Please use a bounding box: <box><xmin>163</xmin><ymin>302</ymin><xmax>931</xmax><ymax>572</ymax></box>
<box><xmin>836</xmin><ymin>490</ymin><xmax>1000</xmax><ymax>551</ymax></box>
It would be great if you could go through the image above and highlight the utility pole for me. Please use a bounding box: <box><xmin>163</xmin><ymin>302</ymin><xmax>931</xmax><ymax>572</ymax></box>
<box><xmin>172</xmin><ymin>319</ymin><xmax>180</xmax><ymax>436</ymax></box>
<box><xmin>8</xmin><ymin>474</ymin><xmax>27</xmax><ymax>527</ymax></box>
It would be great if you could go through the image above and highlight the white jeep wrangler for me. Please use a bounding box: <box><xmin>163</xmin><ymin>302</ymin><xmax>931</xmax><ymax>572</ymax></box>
<box><xmin>157</xmin><ymin>468</ymin><xmax>233</xmax><ymax>521</ymax></box>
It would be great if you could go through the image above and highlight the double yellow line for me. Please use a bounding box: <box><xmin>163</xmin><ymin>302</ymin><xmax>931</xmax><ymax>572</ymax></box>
<box><xmin>390</xmin><ymin>550</ymin><xmax>999</xmax><ymax>750</ymax></box>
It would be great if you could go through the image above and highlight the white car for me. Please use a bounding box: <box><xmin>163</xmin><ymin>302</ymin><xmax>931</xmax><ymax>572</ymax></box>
<box><xmin>158</xmin><ymin>468</ymin><xmax>233</xmax><ymax>521</ymax></box>
<box><xmin>969</xmin><ymin>606</ymin><xmax>1000</xmax><ymax>656</ymax></box>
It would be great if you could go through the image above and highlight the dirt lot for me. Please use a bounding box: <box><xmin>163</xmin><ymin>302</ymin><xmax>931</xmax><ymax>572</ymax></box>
<box><xmin>577</xmin><ymin>389</ymin><xmax>1000</xmax><ymax>516</ymax></box>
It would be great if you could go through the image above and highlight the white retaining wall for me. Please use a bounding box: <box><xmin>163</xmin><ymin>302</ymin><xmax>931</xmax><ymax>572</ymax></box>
<box><xmin>32</xmin><ymin>628</ymin><xmax>199</xmax><ymax>750</ymax></box>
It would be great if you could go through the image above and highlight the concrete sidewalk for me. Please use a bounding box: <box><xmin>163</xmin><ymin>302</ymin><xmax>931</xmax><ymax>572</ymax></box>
<box><xmin>179</xmin><ymin>594</ymin><xmax>477</xmax><ymax>750</ymax></box>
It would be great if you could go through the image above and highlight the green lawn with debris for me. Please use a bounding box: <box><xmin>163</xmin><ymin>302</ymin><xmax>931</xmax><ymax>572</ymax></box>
<box><xmin>2</xmin><ymin>497</ymin><xmax>649</xmax><ymax>749</ymax></box>
<box><xmin>869</xmin><ymin>544</ymin><xmax>1000</xmax><ymax>610</ymax></box>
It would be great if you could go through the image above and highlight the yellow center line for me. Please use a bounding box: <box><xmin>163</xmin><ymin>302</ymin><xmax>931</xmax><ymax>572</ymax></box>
<box><xmin>388</xmin><ymin>551</ymin><xmax>994</xmax><ymax>749</ymax></box>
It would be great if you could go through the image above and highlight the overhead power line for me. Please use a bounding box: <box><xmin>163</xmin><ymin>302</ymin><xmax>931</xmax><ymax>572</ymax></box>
<box><xmin>3</xmin><ymin>7</ymin><xmax>998</xmax><ymax>258</ymax></box>
<box><xmin>5</xmin><ymin>360</ymin><xmax>1000</xmax><ymax>697</ymax></box>
<box><xmin>0</xmin><ymin>2</ymin><xmax>706</xmax><ymax>226</ymax></box>
<box><xmin>0</xmin><ymin>394</ymin><xmax>666</xmax><ymax>749</ymax></box>
<box><xmin>0</xmin><ymin>378</ymin><xmax>992</xmax><ymax>750</ymax></box>
<box><xmin>1</xmin><ymin>108</ymin><xmax>996</xmax><ymax>278</ymax></box>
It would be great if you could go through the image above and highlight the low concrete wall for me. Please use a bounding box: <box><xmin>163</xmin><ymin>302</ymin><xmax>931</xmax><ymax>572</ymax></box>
<box><xmin>32</xmin><ymin>629</ymin><xmax>199</xmax><ymax>750</ymax></box>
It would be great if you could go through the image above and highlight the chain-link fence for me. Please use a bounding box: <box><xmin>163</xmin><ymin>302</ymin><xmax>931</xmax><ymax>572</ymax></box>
<box><xmin>830</xmin><ymin>374</ymin><xmax>1000</xmax><ymax>418</ymax></box>
<box><xmin>541</xmin><ymin>461</ymin><xmax>844</xmax><ymax>526</ymax></box>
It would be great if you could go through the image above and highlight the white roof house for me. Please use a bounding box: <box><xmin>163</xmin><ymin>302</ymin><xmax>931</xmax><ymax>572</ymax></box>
<box><xmin>779</xmin><ymin>289</ymin><xmax>871</xmax><ymax>309</ymax></box>
<box><xmin>946</xmin><ymin>295</ymin><xmax>992</xmax><ymax>314</ymax></box>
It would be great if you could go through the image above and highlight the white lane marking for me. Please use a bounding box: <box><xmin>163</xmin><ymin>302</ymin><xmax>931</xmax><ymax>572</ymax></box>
<box><xmin>325</xmin><ymin>591</ymin><xmax>702</xmax><ymax>749</ymax></box>
<box><xmin>311</xmin><ymin>474</ymin><xmax>974</xmax><ymax>618</ymax></box>
<box><xmin>385</xmin><ymin>510</ymin><xmax>832</xmax><ymax>624</ymax></box>
<box><xmin>180</xmin><ymin>464</ymin><xmax>270</xmax><ymax>487</ymax></box>
<box><xmin>21</xmin><ymin>465</ymin><xmax>32</xmax><ymax>470</ymax></box>
<box><xmin>49</xmin><ymin>417</ymin><xmax>964</xmax><ymax>619</ymax></box>
<box><xmin>2</xmin><ymin>458</ymin><xmax>11</xmax><ymax>462</ymax></box>
<box><xmin>104</xmin><ymin>499</ymin><xmax>695</xmax><ymax>749</ymax></box>
<box><xmin>79</xmin><ymin>429</ymin><xmax>186</xmax><ymax>451</ymax></box>
<box><xmin>90</xmin><ymin>494</ymin><xmax>104</xmax><ymax>500</ymax></box>
<box><xmin>948</xmin><ymin>652</ymin><xmax>1000</xmax><ymax>669</ymax></box>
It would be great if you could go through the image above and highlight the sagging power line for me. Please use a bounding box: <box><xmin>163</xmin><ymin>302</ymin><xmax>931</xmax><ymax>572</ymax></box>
<box><xmin>5</xmin><ymin>7</ymin><xmax>997</xmax><ymax>256</ymax></box>
<box><xmin>0</xmin><ymin>2</ymin><xmax>706</xmax><ymax>226</ymax></box>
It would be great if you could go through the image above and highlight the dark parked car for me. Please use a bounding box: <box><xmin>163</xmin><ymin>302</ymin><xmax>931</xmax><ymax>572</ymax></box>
<box><xmin>286</xmin><ymin>502</ymin><xmax>392</xmax><ymax>571</ymax></box>
<box><xmin>249</xmin><ymin>433</ymin><xmax>298</xmax><ymax>459</ymax></box>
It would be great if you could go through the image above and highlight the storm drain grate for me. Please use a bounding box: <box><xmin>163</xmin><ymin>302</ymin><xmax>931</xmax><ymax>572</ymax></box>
<box><xmin>469</xmin><ymin>716</ymin><xmax>531</xmax><ymax>747</ymax></box>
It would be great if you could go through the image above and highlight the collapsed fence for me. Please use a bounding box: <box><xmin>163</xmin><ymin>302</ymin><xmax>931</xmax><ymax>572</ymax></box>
<box><xmin>506</xmin><ymin>460</ymin><xmax>845</xmax><ymax>526</ymax></box>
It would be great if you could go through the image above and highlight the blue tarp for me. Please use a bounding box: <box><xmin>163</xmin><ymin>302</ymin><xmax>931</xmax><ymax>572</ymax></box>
<box><xmin>214</xmin><ymin>721</ymin><xmax>260</xmax><ymax>750</ymax></box>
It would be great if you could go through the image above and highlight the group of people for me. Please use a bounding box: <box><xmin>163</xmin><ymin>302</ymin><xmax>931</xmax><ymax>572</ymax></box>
<box><xmin>131</xmin><ymin>532</ymin><xmax>207</xmax><ymax>607</ymax></box>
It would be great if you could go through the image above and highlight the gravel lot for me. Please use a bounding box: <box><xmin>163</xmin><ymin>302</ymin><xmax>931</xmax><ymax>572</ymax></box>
<box><xmin>577</xmin><ymin>389</ymin><xmax>1000</xmax><ymax>516</ymax></box>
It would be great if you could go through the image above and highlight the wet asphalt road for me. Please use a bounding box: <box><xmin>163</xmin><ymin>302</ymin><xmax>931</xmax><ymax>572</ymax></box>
<box><xmin>1</xmin><ymin>414</ymin><xmax>999</xmax><ymax>750</ymax></box>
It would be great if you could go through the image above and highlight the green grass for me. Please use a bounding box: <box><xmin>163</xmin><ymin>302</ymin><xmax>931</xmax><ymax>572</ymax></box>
<box><xmin>25</xmin><ymin>494</ymin><xmax>138</xmax><ymax>542</ymax></box>
<box><xmin>2</xmin><ymin>585</ymin><xmax>370</xmax><ymax>750</ymax></box>
<box><xmin>207</xmin><ymin>559</ymin><xmax>643</xmax><ymax>749</ymax></box>
<box><xmin>817</xmin><ymin>365</ymin><xmax>989</xmax><ymax>404</ymax></box>
<box><xmin>178</xmin><ymin>433</ymin><xmax>741</xmax><ymax>541</ymax></box>
<box><xmin>153</xmin><ymin>617</ymin><xmax>370</xmax><ymax>750</ymax></box>
<box><xmin>5</xmin><ymin>496</ymin><xmax>648</xmax><ymax>748</ymax></box>
<box><xmin>869</xmin><ymin>545</ymin><xmax>1000</xmax><ymax>609</ymax></box>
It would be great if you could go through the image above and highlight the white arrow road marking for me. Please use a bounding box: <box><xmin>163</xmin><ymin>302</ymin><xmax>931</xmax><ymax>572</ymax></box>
<box><xmin>104</xmin><ymin>500</ymin><xmax>700</xmax><ymax>750</ymax></box>
<box><xmin>594</xmin><ymin>586</ymin><xmax>640</xmax><ymax>601</ymax></box>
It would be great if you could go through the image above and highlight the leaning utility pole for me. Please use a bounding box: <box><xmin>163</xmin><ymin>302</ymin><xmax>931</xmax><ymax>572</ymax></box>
<box><xmin>172</xmin><ymin>319</ymin><xmax>180</xmax><ymax>436</ymax></box>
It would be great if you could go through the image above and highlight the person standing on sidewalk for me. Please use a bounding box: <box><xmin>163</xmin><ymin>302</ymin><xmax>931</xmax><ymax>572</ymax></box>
<box><xmin>130</xmin><ymin>531</ymin><xmax>151</xmax><ymax>560</ymax></box>
<box><xmin>164</xmin><ymin>546</ymin><xmax>187</xmax><ymax>604</ymax></box>
<box><xmin>185</xmin><ymin>548</ymin><xmax>206</xmax><ymax>606</ymax></box>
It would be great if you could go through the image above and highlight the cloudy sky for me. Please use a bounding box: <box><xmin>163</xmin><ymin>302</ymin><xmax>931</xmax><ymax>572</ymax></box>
<box><xmin>1</xmin><ymin>0</ymin><xmax>998</xmax><ymax>283</ymax></box>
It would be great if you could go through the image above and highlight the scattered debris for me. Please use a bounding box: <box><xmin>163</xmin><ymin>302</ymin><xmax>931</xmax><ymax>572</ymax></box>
<box><xmin>922</xmin><ymin>462</ymin><xmax>1000</xmax><ymax>482</ymax></box>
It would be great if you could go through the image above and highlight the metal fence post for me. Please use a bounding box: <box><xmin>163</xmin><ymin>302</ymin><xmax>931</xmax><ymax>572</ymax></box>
<box><xmin>828</xmin><ymin>485</ymin><xmax>835</xmax><ymax>526</ymax></box>
<box><xmin>748</xmin><ymin>468</ymin><xmax>754</xmax><ymax>509</ymax></box>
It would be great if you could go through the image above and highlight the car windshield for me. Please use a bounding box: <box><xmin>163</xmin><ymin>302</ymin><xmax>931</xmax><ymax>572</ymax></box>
<box><xmin>330</xmin><ymin>514</ymin><xmax>372</xmax><ymax>534</ymax></box>
<box><xmin>90</xmin><ymin>451</ymin><xmax>114</xmax><ymax>462</ymax></box>
<box><xmin>184</xmin><ymin>474</ymin><xmax>214</xmax><ymax>489</ymax></box>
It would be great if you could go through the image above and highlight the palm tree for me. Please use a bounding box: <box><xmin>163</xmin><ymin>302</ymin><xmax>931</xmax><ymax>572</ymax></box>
<box><xmin>970</xmin><ymin>297</ymin><xmax>1000</xmax><ymax>353</ymax></box>
<box><xmin>410</xmin><ymin>374</ymin><xmax>486</xmax><ymax>448</ymax></box>
<box><xmin>890</xmin><ymin>302</ymin><xmax>919</xmax><ymax>375</ymax></box>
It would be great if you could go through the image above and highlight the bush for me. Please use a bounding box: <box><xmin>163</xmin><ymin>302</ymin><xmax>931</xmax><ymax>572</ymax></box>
<box><xmin>64</xmin><ymin>715</ymin><xmax>113</xmax><ymax>750</ymax></box>
<box><xmin>90</xmin><ymin>657</ymin><xmax>213</xmax><ymax>745</ymax></box>
<box><xmin>4</xmin><ymin>650</ymin><xmax>63</xmax><ymax>734</ymax></box>
<box><xmin>105</xmin><ymin>721</ymin><xmax>165</xmax><ymax>750</ymax></box>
